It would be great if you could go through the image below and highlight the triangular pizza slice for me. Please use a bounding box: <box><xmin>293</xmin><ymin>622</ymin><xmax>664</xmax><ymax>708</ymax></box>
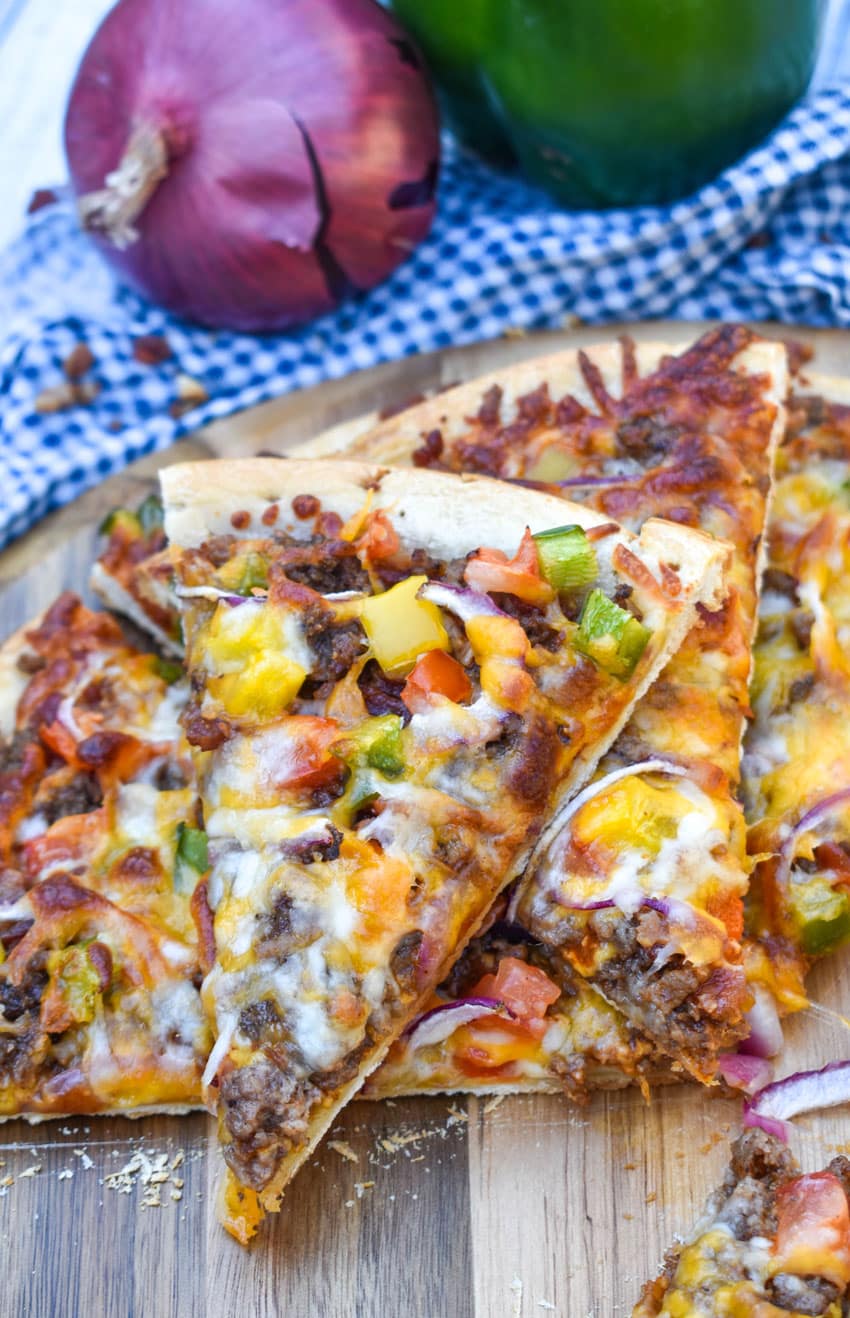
<box><xmin>161</xmin><ymin>457</ymin><xmax>728</xmax><ymax>1236</ymax></box>
<box><xmin>297</xmin><ymin>327</ymin><xmax>787</xmax><ymax>1082</ymax></box>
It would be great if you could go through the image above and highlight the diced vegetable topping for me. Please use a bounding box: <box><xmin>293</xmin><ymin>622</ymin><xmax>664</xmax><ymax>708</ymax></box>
<box><xmin>576</xmin><ymin>588</ymin><xmax>651</xmax><ymax>679</ymax></box>
<box><xmin>771</xmin><ymin>1172</ymin><xmax>850</xmax><ymax>1290</ymax></box>
<box><xmin>98</xmin><ymin>507</ymin><xmax>141</xmax><ymax>538</ymax></box>
<box><xmin>235</xmin><ymin>552</ymin><xmax>269</xmax><ymax>596</ymax></box>
<box><xmin>176</xmin><ymin>823</ymin><xmax>209</xmax><ymax>873</ymax></box>
<box><xmin>471</xmin><ymin>956</ymin><xmax>561</xmax><ymax>1039</ymax></box>
<box><xmin>137</xmin><ymin>493</ymin><xmax>164</xmax><ymax>533</ymax></box>
<box><xmin>203</xmin><ymin>602</ymin><xmax>308</xmax><ymax>718</ymax></box>
<box><xmin>464</xmin><ymin>528</ymin><xmax>554</xmax><ymax>604</ymax></box>
<box><xmin>360</xmin><ymin>575</ymin><xmax>449</xmax><ymax>677</ymax></box>
<box><xmin>787</xmin><ymin>875</ymin><xmax>850</xmax><ymax>956</ymax></box>
<box><xmin>533</xmin><ymin>524</ymin><xmax>598</xmax><ymax>591</ymax></box>
<box><xmin>153</xmin><ymin>656</ymin><xmax>184</xmax><ymax>685</ymax></box>
<box><xmin>402</xmin><ymin>650</ymin><xmax>472</xmax><ymax>713</ymax></box>
<box><xmin>341</xmin><ymin>715</ymin><xmax>406</xmax><ymax>779</ymax></box>
<box><xmin>42</xmin><ymin>945</ymin><xmax>104</xmax><ymax>1030</ymax></box>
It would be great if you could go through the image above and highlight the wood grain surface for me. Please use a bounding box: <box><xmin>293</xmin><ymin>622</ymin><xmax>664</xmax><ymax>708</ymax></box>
<box><xmin>1</xmin><ymin>321</ymin><xmax>850</xmax><ymax>1318</ymax></box>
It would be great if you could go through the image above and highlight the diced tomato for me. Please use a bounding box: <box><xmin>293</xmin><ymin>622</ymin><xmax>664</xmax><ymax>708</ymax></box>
<box><xmin>358</xmin><ymin>511</ymin><xmax>400</xmax><ymax>562</ymax></box>
<box><xmin>276</xmin><ymin>716</ymin><xmax>342</xmax><ymax>790</ymax></box>
<box><xmin>705</xmin><ymin>889</ymin><xmax>744</xmax><ymax>942</ymax></box>
<box><xmin>814</xmin><ymin>841</ymin><xmax>850</xmax><ymax>878</ymax></box>
<box><xmin>464</xmin><ymin>528</ymin><xmax>554</xmax><ymax>605</ymax></box>
<box><xmin>401</xmin><ymin>651</ymin><xmax>472</xmax><ymax>714</ymax></box>
<box><xmin>773</xmin><ymin>1171</ymin><xmax>850</xmax><ymax>1290</ymax></box>
<box><xmin>471</xmin><ymin>956</ymin><xmax>561</xmax><ymax>1039</ymax></box>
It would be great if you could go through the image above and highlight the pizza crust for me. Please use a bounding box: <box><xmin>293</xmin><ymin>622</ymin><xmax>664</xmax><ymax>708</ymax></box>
<box><xmin>90</xmin><ymin>560</ymin><xmax>183</xmax><ymax>657</ymax></box>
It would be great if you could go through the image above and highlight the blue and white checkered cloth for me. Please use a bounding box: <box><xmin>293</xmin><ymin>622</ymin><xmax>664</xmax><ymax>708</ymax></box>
<box><xmin>2</xmin><ymin>50</ymin><xmax>850</xmax><ymax>550</ymax></box>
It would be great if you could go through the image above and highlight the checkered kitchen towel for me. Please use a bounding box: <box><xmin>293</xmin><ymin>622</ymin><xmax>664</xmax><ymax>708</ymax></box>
<box><xmin>2</xmin><ymin>18</ymin><xmax>850</xmax><ymax>551</ymax></box>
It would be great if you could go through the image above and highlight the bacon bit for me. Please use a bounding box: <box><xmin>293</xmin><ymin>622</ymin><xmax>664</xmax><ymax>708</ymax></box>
<box><xmin>184</xmin><ymin>713</ymin><xmax>232</xmax><ymax>751</ymax></box>
<box><xmin>261</xmin><ymin>503</ymin><xmax>280</xmax><ymax>526</ymax></box>
<box><xmin>230</xmin><ymin>510</ymin><xmax>251</xmax><ymax>531</ymax></box>
<box><xmin>292</xmin><ymin>493</ymin><xmax>320</xmax><ymax>519</ymax></box>
<box><xmin>412</xmin><ymin>428</ymin><xmax>444</xmax><ymax>468</ymax></box>
<box><xmin>110</xmin><ymin>847</ymin><xmax>162</xmax><ymax>888</ymax></box>
<box><xmin>27</xmin><ymin>187</ymin><xmax>59</xmax><ymax>213</ymax></box>
<box><xmin>132</xmin><ymin>334</ymin><xmax>172</xmax><ymax>366</ymax></box>
<box><xmin>63</xmin><ymin>344</ymin><xmax>95</xmax><ymax>381</ymax></box>
<box><xmin>190</xmin><ymin>878</ymin><xmax>216</xmax><ymax>974</ymax></box>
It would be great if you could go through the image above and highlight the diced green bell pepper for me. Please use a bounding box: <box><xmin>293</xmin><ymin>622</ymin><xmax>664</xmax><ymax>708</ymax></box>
<box><xmin>533</xmin><ymin>525</ymin><xmax>598</xmax><ymax>591</ymax></box>
<box><xmin>176</xmin><ymin>824</ymin><xmax>209</xmax><ymax>873</ymax></box>
<box><xmin>153</xmin><ymin>657</ymin><xmax>184</xmax><ymax>685</ymax></box>
<box><xmin>389</xmin><ymin>0</ymin><xmax>823</xmax><ymax>208</ymax></box>
<box><xmin>347</xmin><ymin>715</ymin><xmax>406</xmax><ymax>779</ymax></box>
<box><xmin>137</xmin><ymin>493</ymin><xmax>164</xmax><ymax>533</ymax></box>
<box><xmin>576</xmin><ymin>588</ymin><xmax>651</xmax><ymax>679</ymax></box>
<box><xmin>235</xmin><ymin>552</ymin><xmax>269</xmax><ymax>596</ymax></box>
<box><xmin>788</xmin><ymin>875</ymin><xmax>850</xmax><ymax>957</ymax></box>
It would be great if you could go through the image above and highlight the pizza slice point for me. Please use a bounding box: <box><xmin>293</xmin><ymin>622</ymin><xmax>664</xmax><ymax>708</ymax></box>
<box><xmin>634</xmin><ymin>1128</ymin><xmax>850</xmax><ymax>1316</ymax></box>
<box><xmin>745</xmin><ymin>375</ymin><xmax>850</xmax><ymax>1010</ymax></box>
<box><xmin>161</xmin><ymin>457</ymin><xmax>729</xmax><ymax>1235</ymax></box>
<box><xmin>0</xmin><ymin>593</ymin><xmax>211</xmax><ymax>1118</ymax></box>
<box><xmin>293</xmin><ymin>328</ymin><xmax>789</xmax><ymax>1084</ymax></box>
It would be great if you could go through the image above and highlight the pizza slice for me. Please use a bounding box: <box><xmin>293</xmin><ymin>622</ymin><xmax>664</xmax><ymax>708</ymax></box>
<box><xmin>634</xmin><ymin>1128</ymin><xmax>850</xmax><ymax>1316</ymax></box>
<box><xmin>294</xmin><ymin>326</ymin><xmax>788</xmax><ymax>1082</ymax></box>
<box><xmin>91</xmin><ymin>494</ymin><xmax>183</xmax><ymax>655</ymax></box>
<box><xmin>744</xmin><ymin>375</ymin><xmax>850</xmax><ymax>1011</ymax></box>
<box><xmin>161</xmin><ymin>456</ymin><xmax>728</xmax><ymax>1237</ymax></box>
<box><xmin>0</xmin><ymin>592</ymin><xmax>211</xmax><ymax>1117</ymax></box>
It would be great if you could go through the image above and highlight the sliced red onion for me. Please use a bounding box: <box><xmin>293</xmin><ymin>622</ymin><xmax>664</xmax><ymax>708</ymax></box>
<box><xmin>419</xmin><ymin>580</ymin><xmax>508</xmax><ymax>622</ymax></box>
<box><xmin>717</xmin><ymin>1052</ymin><xmax>774</xmax><ymax>1096</ymax></box>
<box><xmin>64</xmin><ymin>0</ymin><xmax>439</xmax><ymax>331</ymax></box>
<box><xmin>774</xmin><ymin>788</ymin><xmax>850</xmax><ymax>891</ymax></box>
<box><xmin>739</xmin><ymin>986</ymin><xmax>784</xmax><ymax>1059</ymax></box>
<box><xmin>403</xmin><ymin>997</ymin><xmax>512</xmax><ymax>1049</ymax></box>
<box><xmin>555</xmin><ymin>474</ymin><xmax>633</xmax><ymax>488</ymax></box>
<box><xmin>744</xmin><ymin>1059</ymin><xmax>850</xmax><ymax>1141</ymax></box>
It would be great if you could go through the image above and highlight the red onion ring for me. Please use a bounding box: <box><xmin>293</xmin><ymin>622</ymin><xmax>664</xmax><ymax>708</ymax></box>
<box><xmin>419</xmin><ymin>580</ymin><xmax>509</xmax><ymax>622</ymax></box>
<box><xmin>403</xmin><ymin>997</ymin><xmax>513</xmax><ymax>1049</ymax></box>
<box><xmin>744</xmin><ymin>1059</ymin><xmax>850</xmax><ymax>1141</ymax></box>
<box><xmin>774</xmin><ymin>788</ymin><xmax>850</xmax><ymax>892</ymax></box>
<box><xmin>717</xmin><ymin>1052</ymin><xmax>774</xmax><ymax>1096</ymax></box>
<box><xmin>739</xmin><ymin>986</ymin><xmax>784</xmax><ymax>1059</ymax></box>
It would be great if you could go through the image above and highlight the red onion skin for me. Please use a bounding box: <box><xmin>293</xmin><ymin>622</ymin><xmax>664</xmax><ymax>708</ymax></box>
<box><xmin>63</xmin><ymin>0</ymin><xmax>439</xmax><ymax>331</ymax></box>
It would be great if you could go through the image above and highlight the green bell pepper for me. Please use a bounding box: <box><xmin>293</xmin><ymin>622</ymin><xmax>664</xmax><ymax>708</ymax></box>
<box><xmin>389</xmin><ymin>0</ymin><xmax>824</xmax><ymax>207</ymax></box>
<box><xmin>788</xmin><ymin>875</ymin><xmax>850</xmax><ymax>957</ymax></box>
<box><xmin>533</xmin><ymin>525</ymin><xmax>597</xmax><ymax>592</ymax></box>
<box><xmin>576</xmin><ymin>588</ymin><xmax>651</xmax><ymax>679</ymax></box>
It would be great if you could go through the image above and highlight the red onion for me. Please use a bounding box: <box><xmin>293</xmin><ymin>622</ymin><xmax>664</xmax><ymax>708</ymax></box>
<box><xmin>744</xmin><ymin>1059</ymin><xmax>850</xmax><ymax>1141</ymax></box>
<box><xmin>774</xmin><ymin>788</ymin><xmax>850</xmax><ymax>892</ymax></box>
<box><xmin>419</xmin><ymin>581</ymin><xmax>509</xmax><ymax>623</ymax></box>
<box><xmin>739</xmin><ymin>985</ymin><xmax>784</xmax><ymax>1059</ymax></box>
<box><xmin>403</xmin><ymin>997</ymin><xmax>513</xmax><ymax>1050</ymax></box>
<box><xmin>63</xmin><ymin>0</ymin><xmax>439</xmax><ymax>331</ymax></box>
<box><xmin>717</xmin><ymin>1052</ymin><xmax>774</xmax><ymax>1096</ymax></box>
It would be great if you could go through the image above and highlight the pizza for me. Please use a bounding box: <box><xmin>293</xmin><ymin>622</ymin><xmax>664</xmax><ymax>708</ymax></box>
<box><xmin>159</xmin><ymin>456</ymin><xmax>728</xmax><ymax>1236</ymax></box>
<box><xmin>293</xmin><ymin>326</ymin><xmax>789</xmax><ymax>1082</ymax></box>
<box><xmin>744</xmin><ymin>375</ymin><xmax>850</xmax><ymax>1011</ymax></box>
<box><xmin>0</xmin><ymin>592</ymin><xmax>211</xmax><ymax>1117</ymax></box>
<box><xmin>91</xmin><ymin>493</ymin><xmax>182</xmax><ymax>655</ymax></box>
<box><xmin>633</xmin><ymin>1128</ymin><xmax>850</xmax><ymax>1316</ymax></box>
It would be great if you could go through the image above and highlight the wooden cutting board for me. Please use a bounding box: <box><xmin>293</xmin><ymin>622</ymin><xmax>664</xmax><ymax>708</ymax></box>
<box><xmin>2</xmin><ymin>320</ymin><xmax>850</xmax><ymax>1318</ymax></box>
